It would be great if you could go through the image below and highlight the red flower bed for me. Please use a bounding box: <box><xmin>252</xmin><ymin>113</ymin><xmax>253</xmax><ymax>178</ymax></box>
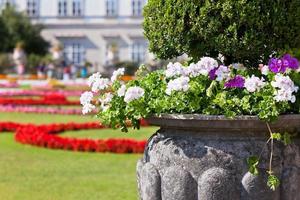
<box><xmin>0</xmin><ymin>95</ymin><xmax>79</xmax><ymax>105</ymax></box>
<box><xmin>0</xmin><ymin>122</ymin><xmax>147</xmax><ymax>154</ymax></box>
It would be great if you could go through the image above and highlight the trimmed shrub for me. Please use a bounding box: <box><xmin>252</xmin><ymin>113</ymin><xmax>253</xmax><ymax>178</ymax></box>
<box><xmin>144</xmin><ymin>0</ymin><xmax>300</xmax><ymax>66</ymax></box>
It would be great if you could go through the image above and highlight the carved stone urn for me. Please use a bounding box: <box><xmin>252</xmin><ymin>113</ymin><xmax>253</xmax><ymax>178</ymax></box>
<box><xmin>136</xmin><ymin>114</ymin><xmax>300</xmax><ymax>200</ymax></box>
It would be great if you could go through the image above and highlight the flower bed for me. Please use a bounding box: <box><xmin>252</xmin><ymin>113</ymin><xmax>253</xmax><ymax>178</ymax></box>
<box><xmin>0</xmin><ymin>90</ymin><xmax>83</xmax><ymax>97</ymax></box>
<box><xmin>0</xmin><ymin>121</ymin><xmax>148</xmax><ymax>154</ymax></box>
<box><xmin>0</xmin><ymin>95</ymin><xmax>79</xmax><ymax>106</ymax></box>
<box><xmin>0</xmin><ymin>105</ymin><xmax>84</xmax><ymax>115</ymax></box>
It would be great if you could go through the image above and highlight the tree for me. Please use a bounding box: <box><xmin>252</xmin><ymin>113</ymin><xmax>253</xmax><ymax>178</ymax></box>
<box><xmin>143</xmin><ymin>0</ymin><xmax>300</xmax><ymax>66</ymax></box>
<box><xmin>0</xmin><ymin>6</ymin><xmax>49</xmax><ymax>55</ymax></box>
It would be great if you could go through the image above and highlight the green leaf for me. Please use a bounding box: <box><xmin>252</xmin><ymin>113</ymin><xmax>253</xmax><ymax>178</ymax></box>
<box><xmin>247</xmin><ymin>156</ymin><xmax>259</xmax><ymax>175</ymax></box>
<box><xmin>206</xmin><ymin>80</ymin><xmax>217</xmax><ymax>97</ymax></box>
<box><xmin>271</xmin><ymin>133</ymin><xmax>282</xmax><ymax>141</ymax></box>
<box><xmin>283</xmin><ymin>132</ymin><xmax>292</xmax><ymax>145</ymax></box>
<box><xmin>267</xmin><ymin>174</ymin><xmax>280</xmax><ymax>191</ymax></box>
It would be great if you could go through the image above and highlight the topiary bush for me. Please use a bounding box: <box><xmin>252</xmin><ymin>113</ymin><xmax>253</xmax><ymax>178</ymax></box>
<box><xmin>143</xmin><ymin>0</ymin><xmax>300</xmax><ymax>66</ymax></box>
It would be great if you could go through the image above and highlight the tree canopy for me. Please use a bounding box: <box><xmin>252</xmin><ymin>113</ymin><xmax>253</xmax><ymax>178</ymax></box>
<box><xmin>0</xmin><ymin>6</ymin><xmax>49</xmax><ymax>55</ymax></box>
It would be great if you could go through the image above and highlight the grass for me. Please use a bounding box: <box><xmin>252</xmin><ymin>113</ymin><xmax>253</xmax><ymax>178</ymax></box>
<box><xmin>0</xmin><ymin>112</ymin><xmax>159</xmax><ymax>200</ymax></box>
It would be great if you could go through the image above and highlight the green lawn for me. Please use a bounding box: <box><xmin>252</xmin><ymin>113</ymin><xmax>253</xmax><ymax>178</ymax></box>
<box><xmin>0</xmin><ymin>112</ymin><xmax>158</xmax><ymax>200</ymax></box>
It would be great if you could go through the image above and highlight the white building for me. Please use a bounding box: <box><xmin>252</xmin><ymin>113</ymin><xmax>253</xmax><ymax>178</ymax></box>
<box><xmin>1</xmin><ymin>0</ymin><xmax>150</xmax><ymax>73</ymax></box>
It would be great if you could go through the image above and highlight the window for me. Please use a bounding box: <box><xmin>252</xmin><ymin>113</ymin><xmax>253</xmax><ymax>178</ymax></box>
<box><xmin>72</xmin><ymin>0</ymin><xmax>83</xmax><ymax>16</ymax></box>
<box><xmin>106</xmin><ymin>0</ymin><xmax>117</xmax><ymax>17</ymax></box>
<box><xmin>131</xmin><ymin>0</ymin><xmax>144</xmax><ymax>17</ymax></box>
<box><xmin>0</xmin><ymin>0</ymin><xmax>14</xmax><ymax>7</ymax></box>
<box><xmin>26</xmin><ymin>0</ymin><xmax>39</xmax><ymax>17</ymax></box>
<box><xmin>131</xmin><ymin>42</ymin><xmax>146</xmax><ymax>64</ymax></box>
<box><xmin>63</xmin><ymin>43</ymin><xmax>85</xmax><ymax>65</ymax></box>
<box><xmin>58</xmin><ymin>0</ymin><xmax>67</xmax><ymax>16</ymax></box>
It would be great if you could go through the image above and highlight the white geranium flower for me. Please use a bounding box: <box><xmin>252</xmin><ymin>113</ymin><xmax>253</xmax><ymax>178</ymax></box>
<box><xmin>80</xmin><ymin>91</ymin><xmax>93</xmax><ymax>106</ymax></box>
<box><xmin>185</xmin><ymin>63</ymin><xmax>200</xmax><ymax>77</ymax></box>
<box><xmin>196</xmin><ymin>57</ymin><xmax>219</xmax><ymax>76</ymax></box>
<box><xmin>261</xmin><ymin>65</ymin><xmax>269</xmax><ymax>75</ymax></box>
<box><xmin>111</xmin><ymin>68</ymin><xmax>125</xmax><ymax>82</ymax></box>
<box><xmin>91</xmin><ymin>78</ymin><xmax>110</xmax><ymax>93</ymax></box>
<box><xmin>100</xmin><ymin>93</ymin><xmax>114</xmax><ymax>104</ymax></box>
<box><xmin>82</xmin><ymin>103</ymin><xmax>95</xmax><ymax>115</ymax></box>
<box><xmin>166</xmin><ymin>76</ymin><xmax>190</xmax><ymax>95</ymax></box>
<box><xmin>271</xmin><ymin>74</ymin><xmax>298</xmax><ymax>103</ymax></box>
<box><xmin>244</xmin><ymin>75</ymin><xmax>266</xmax><ymax>93</ymax></box>
<box><xmin>124</xmin><ymin>86</ymin><xmax>145</xmax><ymax>103</ymax></box>
<box><xmin>99</xmin><ymin>93</ymin><xmax>114</xmax><ymax>111</ymax></box>
<box><xmin>165</xmin><ymin>62</ymin><xmax>184</xmax><ymax>78</ymax></box>
<box><xmin>87</xmin><ymin>72</ymin><xmax>101</xmax><ymax>87</ymax></box>
<box><xmin>117</xmin><ymin>85</ymin><xmax>126</xmax><ymax>97</ymax></box>
<box><xmin>215</xmin><ymin>65</ymin><xmax>230</xmax><ymax>81</ymax></box>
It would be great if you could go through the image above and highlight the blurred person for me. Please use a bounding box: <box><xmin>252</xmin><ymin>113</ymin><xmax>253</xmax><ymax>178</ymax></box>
<box><xmin>70</xmin><ymin>63</ymin><xmax>77</xmax><ymax>79</ymax></box>
<box><xmin>13</xmin><ymin>42</ymin><xmax>27</xmax><ymax>77</ymax></box>
<box><xmin>63</xmin><ymin>64</ymin><xmax>71</xmax><ymax>80</ymax></box>
<box><xmin>47</xmin><ymin>62</ymin><xmax>55</xmax><ymax>79</ymax></box>
<box><xmin>37</xmin><ymin>62</ymin><xmax>46</xmax><ymax>79</ymax></box>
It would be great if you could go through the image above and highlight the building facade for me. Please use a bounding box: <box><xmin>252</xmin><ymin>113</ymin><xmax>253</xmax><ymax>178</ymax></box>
<box><xmin>1</xmin><ymin>0</ymin><xmax>150</xmax><ymax>73</ymax></box>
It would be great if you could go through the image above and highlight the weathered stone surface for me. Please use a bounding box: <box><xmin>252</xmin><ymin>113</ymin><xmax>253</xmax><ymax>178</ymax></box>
<box><xmin>137</xmin><ymin>115</ymin><xmax>300</xmax><ymax>200</ymax></box>
<box><xmin>281</xmin><ymin>167</ymin><xmax>300</xmax><ymax>200</ymax></box>
<box><xmin>161</xmin><ymin>166</ymin><xmax>197</xmax><ymax>200</ymax></box>
<box><xmin>198</xmin><ymin>167</ymin><xmax>239</xmax><ymax>200</ymax></box>
<box><xmin>242</xmin><ymin>171</ymin><xmax>279</xmax><ymax>200</ymax></box>
<box><xmin>139</xmin><ymin>163</ymin><xmax>161</xmax><ymax>200</ymax></box>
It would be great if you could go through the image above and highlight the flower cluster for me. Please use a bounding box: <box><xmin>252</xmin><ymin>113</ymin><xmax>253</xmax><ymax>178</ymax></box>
<box><xmin>124</xmin><ymin>87</ymin><xmax>145</xmax><ymax>103</ymax></box>
<box><xmin>81</xmin><ymin>67</ymin><xmax>146</xmax><ymax>115</ymax></box>
<box><xmin>166</xmin><ymin>76</ymin><xmax>190</xmax><ymax>95</ymax></box>
<box><xmin>268</xmin><ymin>54</ymin><xmax>299</xmax><ymax>73</ymax></box>
<box><xmin>271</xmin><ymin>74</ymin><xmax>299</xmax><ymax>103</ymax></box>
<box><xmin>86</xmin><ymin>53</ymin><xmax>300</xmax><ymax>131</ymax></box>
<box><xmin>0</xmin><ymin>121</ymin><xmax>148</xmax><ymax>154</ymax></box>
<box><xmin>244</xmin><ymin>75</ymin><xmax>266</xmax><ymax>93</ymax></box>
<box><xmin>224</xmin><ymin>75</ymin><xmax>245</xmax><ymax>88</ymax></box>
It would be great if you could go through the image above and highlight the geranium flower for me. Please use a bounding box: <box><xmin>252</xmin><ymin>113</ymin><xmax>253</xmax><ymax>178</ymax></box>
<box><xmin>166</xmin><ymin>76</ymin><xmax>190</xmax><ymax>95</ymax></box>
<box><xmin>244</xmin><ymin>75</ymin><xmax>266</xmax><ymax>93</ymax></box>
<box><xmin>124</xmin><ymin>86</ymin><xmax>145</xmax><ymax>103</ymax></box>
<box><xmin>224</xmin><ymin>75</ymin><xmax>245</xmax><ymax>88</ymax></box>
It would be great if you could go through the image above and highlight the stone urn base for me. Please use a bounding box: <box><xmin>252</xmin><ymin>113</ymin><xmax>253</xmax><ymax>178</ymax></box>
<box><xmin>136</xmin><ymin>114</ymin><xmax>300</xmax><ymax>200</ymax></box>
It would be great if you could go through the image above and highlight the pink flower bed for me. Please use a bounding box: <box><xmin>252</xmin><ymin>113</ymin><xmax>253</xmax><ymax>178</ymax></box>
<box><xmin>0</xmin><ymin>105</ymin><xmax>86</xmax><ymax>115</ymax></box>
<box><xmin>0</xmin><ymin>90</ymin><xmax>83</xmax><ymax>97</ymax></box>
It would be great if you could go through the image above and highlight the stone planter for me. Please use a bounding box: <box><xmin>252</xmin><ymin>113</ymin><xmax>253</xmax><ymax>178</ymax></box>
<box><xmin>137</xmin><ymin>114</ymin><xmax>300</xmax><ymax>200</ymax></box>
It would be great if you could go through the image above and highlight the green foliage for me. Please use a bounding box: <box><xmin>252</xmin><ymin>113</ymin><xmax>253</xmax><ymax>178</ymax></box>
<box><xmin>267</xmin><ymin>173</ymin><xmax>280</xmax><ymax>191</ymax></box>
<box><xmin>143</xmin><ymin>0</ymin><xmax>300</xmax><ymax>65</ymax></box>
<box><xmin>0</xmin><ymin>53</ymin><xmax>13</xmax><ymax>73</ymax></box>
<box><xmin>247</xmin><ymin>156</ymin><xmax>259</xmax><ymax>176</ymax></box>
<box><xmin>272</xmin><ymin>132</ymin><xmax>292</xmax><ymax>145</ymax></box>
<box><xmin>0</xmin><ymin>6</ymin><xmax>49</xmax><ymax>55</ymax></box>
<box><xmin>27</xmin><ymin>54</ymin><xmax>51</xmax><ymax>73</ymax></box>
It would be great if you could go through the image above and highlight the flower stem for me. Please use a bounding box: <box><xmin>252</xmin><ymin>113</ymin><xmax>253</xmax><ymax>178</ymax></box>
<box><xmin>266</xmin><ymin>122</ymin><xmax>273</xmax><ymax>173</ymax></box>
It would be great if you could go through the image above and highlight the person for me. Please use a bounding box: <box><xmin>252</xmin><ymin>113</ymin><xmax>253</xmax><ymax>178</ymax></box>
<box><xmin>70</xmin><ymin>63</ymin><xmax>77</xmax><ymax>79</ymax></box>
<box><xmin>47</xmin><ymin>62</ymin><xmax>55</xmax><ymax>79</ymax></box>
<box><xmin>81</xmin><ymin>66</ymin><xmax>87</xmax><ymax>78</ymax></box>
<box><xmin>37</xmin><ymin>62</ymin><xmax>46</xmax><ymax>79</ymax></box>
<box><xmin>63</xmin><ymin>65</ymin><xmax>71</xmax><ymax>80</ymax></box>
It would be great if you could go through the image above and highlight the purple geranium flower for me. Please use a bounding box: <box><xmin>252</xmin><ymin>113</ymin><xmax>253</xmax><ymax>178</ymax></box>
<box><xmin>268</xmin><ymin>58</ymin><xmax>283</xmax><ymax>73</ymax></box>
<box><xmin>209</xmin><ymin>68</ymin><xmax>217</xmax><ymax>80</ymax></box>
<box><xmin>224</xmin><ymin>75</ymin><xmax>245</xmax><ymax>88</ymax></box>
<box><xmin>289</xmin><ymin>57</ymin><xmax>299</xmax><ymax>69</ymax></box>
<box><xmin>268</xmin><ymin>54</ymin><xmax>300</xmax><ymax>73</ymax></box>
